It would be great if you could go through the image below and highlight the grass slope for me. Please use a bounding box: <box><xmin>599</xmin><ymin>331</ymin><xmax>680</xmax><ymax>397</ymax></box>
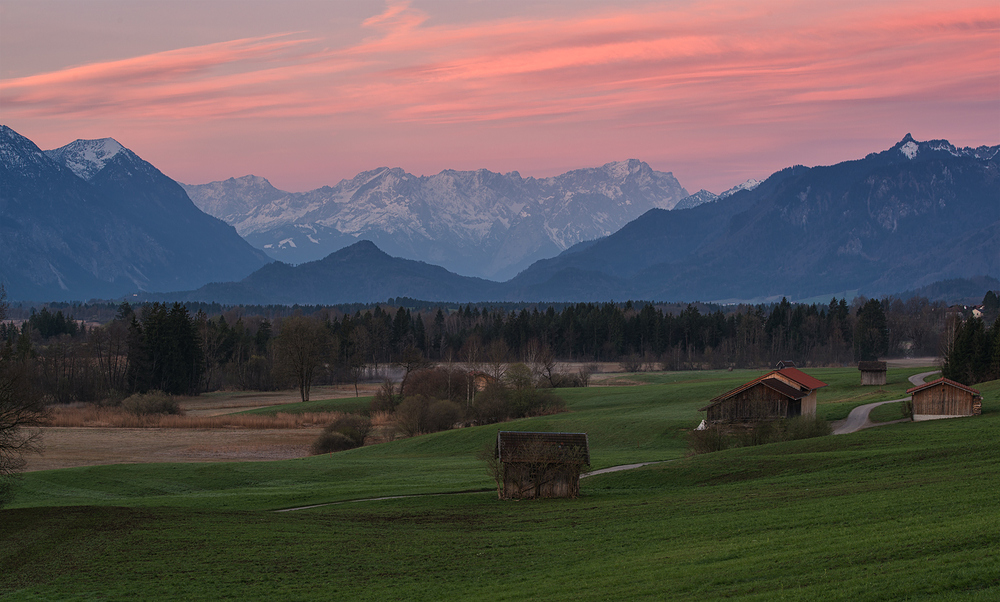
<box><xmin>4</xmin><ymin>367</ymin><xmax>997</xmax><ymax>600</ymax></box>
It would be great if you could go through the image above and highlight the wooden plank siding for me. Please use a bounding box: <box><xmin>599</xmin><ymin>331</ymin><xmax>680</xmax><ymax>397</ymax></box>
<box><xmin>705</xmin><ymin>381</ymin><xmax>802</xmax><ymax>423</ymax></box>
<box><xmin>907</xmin><ymin>378</ymin><xmax>982</xmax><ymax>421</ymax></box>
<box><xmin>858</xmin><ymin>361</ymin><xmax>888</xmax><ymax>386</ymax></box>
<box><xmin>496</xmin><ymin>432</ymin><xmax>590</xmax><ymax>499</ymax></box>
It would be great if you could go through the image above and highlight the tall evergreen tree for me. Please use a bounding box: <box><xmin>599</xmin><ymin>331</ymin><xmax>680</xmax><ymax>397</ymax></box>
<box><xmin>854</xmin><ymin>299</ymin><xmax>889</xmax><ymax>361</ymax></box>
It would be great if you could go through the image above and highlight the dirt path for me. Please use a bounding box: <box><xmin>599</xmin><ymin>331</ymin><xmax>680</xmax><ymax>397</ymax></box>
<box><xmin>832</xmin><ymin>370</ymin><xmax>940</xmax><ymax>435</ymax></box>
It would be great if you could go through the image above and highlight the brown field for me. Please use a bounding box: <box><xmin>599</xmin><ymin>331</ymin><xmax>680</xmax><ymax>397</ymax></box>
<box><xmin>21</xmin><ymin>360</ymin><xmax>938</xmax><ymax>473</ymax></box>
<box><xmin>22</xmin><ymin>427</ymin><xmax>323</xmax><ymax>472</ymax></box>
<box><xmin>22</xmin><ymin>384</ymin><xmax>380</xmax><ymax>473</ymax></box>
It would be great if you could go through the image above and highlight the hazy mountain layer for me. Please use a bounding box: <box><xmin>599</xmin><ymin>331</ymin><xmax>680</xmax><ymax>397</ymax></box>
<box><xmin>182</xmin><ymin>159</ymin><xmax>689</xmax><ymax>279</ymax></box>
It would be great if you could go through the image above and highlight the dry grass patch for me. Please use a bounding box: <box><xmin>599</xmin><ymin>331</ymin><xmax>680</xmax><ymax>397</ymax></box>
<box><xmin>48</xmin><ymin>405</ymin><xmax>347</xmax><ymax>429</ymax></box>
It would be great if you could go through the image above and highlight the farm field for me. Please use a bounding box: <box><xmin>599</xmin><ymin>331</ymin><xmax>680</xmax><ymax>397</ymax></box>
<box><xmin>2</xmin><ymin>366</ymin><xmax>998</xmax><ymax>600</ymax></box>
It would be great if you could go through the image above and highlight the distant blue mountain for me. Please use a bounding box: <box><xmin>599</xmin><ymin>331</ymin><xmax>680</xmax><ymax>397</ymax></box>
<box><xmin>506</xmin><ymin>134</ymin><xmax>999</xmax><ymax>302</ymax></box>
<box><xmin>0</xmin><ymin>126</ymin><xmax>269</xmax><ymax>301</ymax></box>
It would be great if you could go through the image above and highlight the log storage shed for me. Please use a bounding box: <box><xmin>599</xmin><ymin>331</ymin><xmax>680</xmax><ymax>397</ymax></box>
<box><xmin>699</xmin><ymin>367</ymin><xmax>828</xmax><ymax>425</ymax></box>
<box><xmin>907</xmin><ymin>377</ymin><xmax>983</xmax><ymax>421</ymax></box>
<box><xmin>858</xmin><ymin>361</ymin><xmax>888</xmax><ymax>386</ymax></box>
<box><xmin>496</xmin><ymin>431</ymin><xmax>589</xmax><ymax>499</ymax></box>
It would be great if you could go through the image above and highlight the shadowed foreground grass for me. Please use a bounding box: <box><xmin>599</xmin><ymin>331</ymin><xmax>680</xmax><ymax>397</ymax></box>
<box><xmin>2</xmin><ymin>369</ymin><xmax>996</xmax><ymax>600</ymax></box>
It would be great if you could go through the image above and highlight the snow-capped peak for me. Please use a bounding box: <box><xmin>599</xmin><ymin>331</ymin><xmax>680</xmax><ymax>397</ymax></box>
<box><xmin>44</xmin><ymin>138</ymin><xmax>126</xmax><ymax>181</ymax></box>
<box><xmin>900</xmin><ymin>140</ymin><xmax>918</xmax><ymax>160</ymax></box>
<box><xmin>720</xmin><ymin>178</ymin><xmax>763</xmax><ymax>198</ymax></box>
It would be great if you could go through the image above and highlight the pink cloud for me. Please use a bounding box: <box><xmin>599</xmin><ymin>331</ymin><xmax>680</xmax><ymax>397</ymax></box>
<box><xmin>1</xmin><ymin>0</ymin><xmax>996</xmax><ymax>193</ymax></box>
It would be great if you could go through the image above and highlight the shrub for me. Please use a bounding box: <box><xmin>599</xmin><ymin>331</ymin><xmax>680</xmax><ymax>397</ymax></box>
<box><xmin>688</xmin><ymin>426</ymin><xmax>734</xmax><ymax>454</ymax></box>
<box><xmin>402</xmin><ymin>368</ymin><xmax>465</xmax><ymax>404</ymax></box>
<box><xmin>310</xmin><ymin>430</ymin><xmax>356</xmax><ymax>455</ymax></box>
<box><xmin>370</xmin><ymin>378</ymin><xmax>399</xmax><ymax>414</ymax></box>
<box><xmin>395</xmin><ymin>394</ymin><xmax>432</xmax><ymax>437</ymax></box>
<box><xmin>689</xmin><ymin>416</ymin><xmax>833</xmax><ymax>454</ymax></box>
<box><xmin>425</xmin><ymin>399</ymin><xmax>462</xmax><ymax>433</ymax></box>
<box><xmin>783</xmin><ymin>415</ymin><xmax>832</xmax><ymax>440</ymax></box>
<box><xmin>619</xmin><ymin>354</ymin><xmax>643</xmax><ymax>373</ymax></box>
<box><xmin>121</xmin><ymin>391</ymin><xmax>181</xmax><ymax>416</ymax></box>
<box><xmin>471</xmin><ymin>384</ymin><xmax>511</xmax><ymax>425</ymax></box>
<box><xmin>326</xmin><ymin>414</ymin><xmax>373</xmax><ymax>447</ymax></box>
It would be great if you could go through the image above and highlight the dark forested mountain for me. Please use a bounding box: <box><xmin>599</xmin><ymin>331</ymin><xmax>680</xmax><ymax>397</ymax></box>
<box><xmin>181</xmin><ymin>159</ymin><xmax>689</xmax><ymax>279</ymax></box>
<box><xmin>508</xmin><ymin>135</ymin><xmax>999</xmax><ymax>302</ymax></box>
<box><xmin>0</xmin><ymin>126</ymin><xmax>269</xmax><ymax>301</ymax></box>
<box><xmin>167</xmin><ymin>240</ymin><xmax>504</xmax><ymax>305</ymax></box>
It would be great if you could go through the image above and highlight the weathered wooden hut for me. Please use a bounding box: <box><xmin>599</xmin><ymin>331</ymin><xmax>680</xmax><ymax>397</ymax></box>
<box><xmin>699</xmin><ymin>367</ymin><xmax>828</xmax><ymax>425</ymax></box>
<box><xmin>496</xmin><ymin>431</ymin><xmax>590</xmax><ymax>499</ymax></box>
<box><xmin>858</xmin><ymin>361</ymin><xmax>888</xmax><ymax>386</ymax></box>
<box><xmin>906</xmin><ymin>378</ymin><xmax>982</xmax><ymax>421</ymax></box>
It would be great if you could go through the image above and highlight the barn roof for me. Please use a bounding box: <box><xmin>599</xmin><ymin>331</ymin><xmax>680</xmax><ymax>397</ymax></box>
<box><xmin>858</xmin><ymin>361</ymin><xmax>888</xmax><ymax>372</ymax></box>
<box><xmin>906</xmin><ymin>377</ymin><xmax>981</xmax><ymax>397</ymax></box>
<box><xmin>775</xmin><ymin>367</ymin><xmax>828</xmax><ymax>390</ymax></box>
<box><xmin>698</xmin><ymin>378</ymin><xmax>806</xmax><ymax>412</ymax></box>
<box><xmin>497</xmin><ymin>431</ymin><xmax>590</xmax><ymax>465</ymax></box>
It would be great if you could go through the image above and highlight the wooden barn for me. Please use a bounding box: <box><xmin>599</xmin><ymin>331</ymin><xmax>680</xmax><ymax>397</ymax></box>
<box><xmin>699</xmin><ymin>367</ymin><xmax>828</xmax><ymax>425</ymax></box>
<box><xmin>858</xmin><ymin>361</ymin><xmax>888</xmax><ymax>386</ymax></box>
<box><xmin>906</xmin><ymin>378</ymin><xmax>983</xmax><ymax>421</ymax></box>
<box><xmin>496</xmin><ymin>431</ymin><xmax>590</xmax><ymax>499</ymax></box>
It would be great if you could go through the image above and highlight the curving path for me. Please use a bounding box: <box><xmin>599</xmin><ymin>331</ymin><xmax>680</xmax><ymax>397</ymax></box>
<box><xmin>832</xmin><ymin>370</ymin><xmax>940</xmax><ymax>435</ymax></box>
<box><xmin>276</xmin><ymin>461</ymin><xmax>672</xmax><ymax>512</ymax></box>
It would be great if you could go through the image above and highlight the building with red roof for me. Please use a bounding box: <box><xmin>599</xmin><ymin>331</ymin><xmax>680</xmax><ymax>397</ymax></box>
<box><xmin>699</xmin><ymin>367</ymin><xmax>828</xmax><ymax>424</ymax></box>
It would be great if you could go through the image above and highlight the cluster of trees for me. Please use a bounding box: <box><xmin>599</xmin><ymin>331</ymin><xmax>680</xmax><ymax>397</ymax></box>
<box><xmin>942</xmin><ymin>316</ymin><xmax>1000</xmax><ymax>386</ymax></box>
<box><xmin>312</xmin><ymin>363</ymin><xmax>566</xmax><ymax>455</ymax></box>
<box><xmin>0</xmin><ymin>293</ymin><xmax>984</xmax><ymax>408</ymax></box>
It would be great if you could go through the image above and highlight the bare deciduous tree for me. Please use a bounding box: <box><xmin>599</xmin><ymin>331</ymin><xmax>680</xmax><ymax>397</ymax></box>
<box><xmin>0</xmin><ymin>285</ymin><xmax>48</xmax><ymax>503</ymax></box>
<box><xmin>274</xmin><ymin>315</ymin><xmax>329</xmax><ymax>402</ymax></box>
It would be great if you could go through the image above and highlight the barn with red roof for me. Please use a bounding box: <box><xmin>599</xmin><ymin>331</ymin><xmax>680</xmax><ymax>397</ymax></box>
<box><xmin>699</xmin><ymin>367</ymin><xmax>828</xmax><ymax>425</ymax></box>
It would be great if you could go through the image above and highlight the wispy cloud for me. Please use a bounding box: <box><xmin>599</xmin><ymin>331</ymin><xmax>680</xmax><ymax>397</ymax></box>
<box><xmin>2</xmin><ymin>0</ymin><xmax>996</xmax><ymax>191</ymax></box>
<box><xmin>3</xmin><ymin>1</ymin><xmax>995</xmax><ymax>125</ymax></box>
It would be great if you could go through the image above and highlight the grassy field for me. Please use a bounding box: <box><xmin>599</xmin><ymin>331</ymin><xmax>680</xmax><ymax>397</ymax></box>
<box><xmin>3</xmin><ymin>366</ymin><xmax>998</xmax><ymax>600</ymax></box>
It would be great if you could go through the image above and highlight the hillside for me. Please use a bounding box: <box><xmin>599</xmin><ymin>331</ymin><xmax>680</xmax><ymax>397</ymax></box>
<box><xmin>510</xmin><ymin>135</ymin><xmax>1000</xmax><ymax>302</ymax></box>
<box><xmin>0</xmin><ymin>126</ymin><xmax>269</xmax><ymax>301</ymax></box>
<box><xmin>2</xmin><ymin>369</ymin><xmax>997</xmax><ymax>599</ymax></box>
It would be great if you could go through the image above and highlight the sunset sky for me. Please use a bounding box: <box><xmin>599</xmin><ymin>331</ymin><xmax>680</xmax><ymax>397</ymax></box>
<box><xmin>1</xmin><ymin>0</ymin><xmax>997</xmax><ymax>194</ymax></box>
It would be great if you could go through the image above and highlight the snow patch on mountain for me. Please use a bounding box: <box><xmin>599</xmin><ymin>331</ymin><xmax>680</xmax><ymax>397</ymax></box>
<box><xmin>44</xmin><ymin>138</ymin><xmax>125</xmax><ymax>181</ymax></box>
<box><xmin>900</xmin><ymin>141</ymin><xmax>919</xmax><ymax>159</ymax></box>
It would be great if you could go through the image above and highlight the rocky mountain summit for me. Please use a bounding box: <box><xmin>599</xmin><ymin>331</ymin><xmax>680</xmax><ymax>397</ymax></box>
<box><xmin>0</xmin><ymin>126</ymin><xmax>268</xmax><ymax>301</ymax></box>
<box><xmin>182</xmin><ymin>159</ymin><xmax>689</xmax><ymax>279</ymax></box>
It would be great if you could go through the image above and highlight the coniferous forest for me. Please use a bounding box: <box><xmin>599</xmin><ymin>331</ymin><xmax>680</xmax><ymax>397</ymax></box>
<box><xmin>1</xmin><ymin>292</ymin><xmax>997</xmax><ymax>405</ymax></box>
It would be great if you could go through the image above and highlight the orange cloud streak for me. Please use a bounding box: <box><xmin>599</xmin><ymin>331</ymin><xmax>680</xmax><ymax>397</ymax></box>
<box><xmin>1</xmin><ymin>0</ymin><xmax>996</xmax><ymax>192</ymax></box>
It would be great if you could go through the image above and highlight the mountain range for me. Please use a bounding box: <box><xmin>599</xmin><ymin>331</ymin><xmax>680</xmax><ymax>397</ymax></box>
<box><xmin>504</xmin><ymin>134</ymin><xmax>999</xmax><ymax>302</ymax></box>
<box><xmin>2</xmin><ymin>126</ymin><xmax>996</xmax><ymax>305</ymax></box>
<box><xmin>0</xmin><ymin>126</ymin><xmax>269</xmax><ymax>301</ymax></box>
<box><xmin>165</xmin><ymin>134</ymin><xmax>998</xmax><ymax>305</ymax></box>
<box><xmin>181</xmin><ymin>160</ymin><xmax>694</xmax><ymax>280</ymax></box>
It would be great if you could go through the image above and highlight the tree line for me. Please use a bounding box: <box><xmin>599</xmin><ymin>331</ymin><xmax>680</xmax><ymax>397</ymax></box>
<box><xmin>1</xmin><ymin>293</ymin><xmax>993</xmax><ymax>405</ymax></box>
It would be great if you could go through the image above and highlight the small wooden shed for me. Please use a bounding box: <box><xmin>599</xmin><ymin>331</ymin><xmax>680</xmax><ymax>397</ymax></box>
<box><xmin>858</xmin><ymin>361</ymin><xmax>888</xmax><ymax>386</ymax></box>
<box><xmin>496</xmin><ymin>431</ymin><xmax>590</xmax><ymax>499</ymax></box>
<box><xmin>699</xmin><ymin>367</ymin><xmax>828</xmax><ymax>425</ymax></box>
<box><xmin>906</xmin><ymin>377</ymin><xmax>982</xmax><ymax>421</ymax></box>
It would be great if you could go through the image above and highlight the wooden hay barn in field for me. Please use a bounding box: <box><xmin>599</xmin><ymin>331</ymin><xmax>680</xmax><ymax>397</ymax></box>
<box><xmin>858</xmin><ymin>361</ymin><xmax>888</xmax><ymax>386</ymax></box>
<box><xmin>906</xmin><ymin>378</ymin><xmax>982</xmax><ymax>421</ymax></box>
<box><xmin>699</xmin><ymin>367</ymin><xmax>828</xmax><ymax>425</ymax></box>
<box><xmin>496</xmin><ymin>431</ymin><xmax>589</xmax><ymax>499</ymax></box>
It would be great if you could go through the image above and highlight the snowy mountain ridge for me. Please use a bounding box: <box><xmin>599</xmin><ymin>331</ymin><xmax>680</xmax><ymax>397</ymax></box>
<box><xmin>182</xmin><ymin>159</ymin><xmax>690</xmax><ymax>279</ymax></box>
<box><xmin>44</xmin><ymin>138</ymin><xmax>128</xmax><ymax>181</ymax></box>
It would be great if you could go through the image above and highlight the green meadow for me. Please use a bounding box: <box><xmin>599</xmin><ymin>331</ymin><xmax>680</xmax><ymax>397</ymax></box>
<box><xmin>2</xmin><ymin>367</ymin><xmax>998</xmax><ymax>600</ymax></box>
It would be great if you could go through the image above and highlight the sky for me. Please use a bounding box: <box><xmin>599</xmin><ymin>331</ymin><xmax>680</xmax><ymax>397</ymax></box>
<box><xmin>1</xmin><ymin>0</ymin><xmax>997</xmax><ymax>194</ymax></box>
